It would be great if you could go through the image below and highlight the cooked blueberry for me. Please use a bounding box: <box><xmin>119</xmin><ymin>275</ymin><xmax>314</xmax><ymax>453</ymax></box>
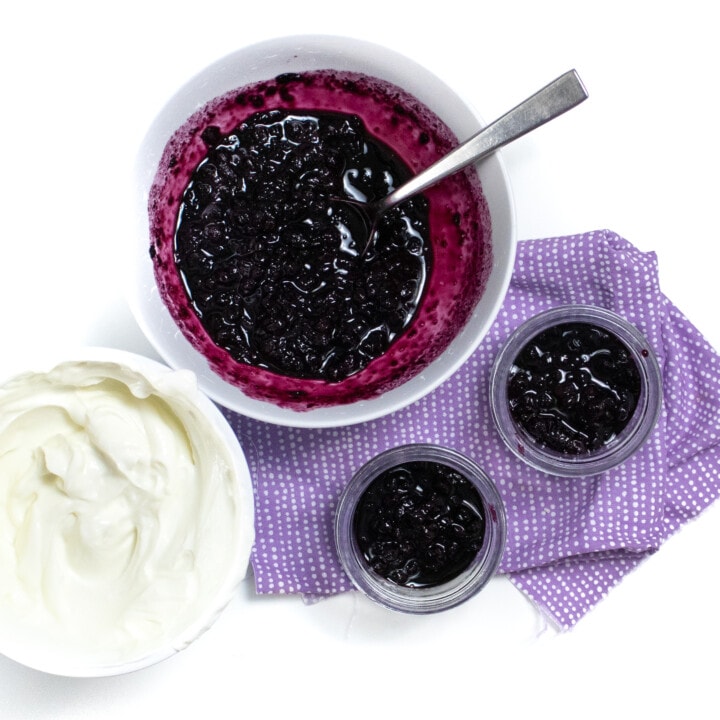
<box><xmin>174</xmin><ymin>108</ymin><xmax>430</xmax><ymax>381</ymax></box>
<box><xmin>507</xmin><ymin>322</ymin><xmax>642</xmax><ymax>455</ymax></box>
<box><xmin>353</xmin><ymin>461</ymin><xmax>485</xmax><ymax>588</ymax></box>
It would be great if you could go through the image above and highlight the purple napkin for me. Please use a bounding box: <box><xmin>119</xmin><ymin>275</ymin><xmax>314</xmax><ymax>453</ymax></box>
<box><xmin>221</xmin><ymin>229</ymin><xmax>720</xmax><ymax>629</ymax></box>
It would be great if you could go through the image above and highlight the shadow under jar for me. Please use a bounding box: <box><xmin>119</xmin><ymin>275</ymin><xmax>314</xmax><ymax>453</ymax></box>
<box><xmin>489</xmin><ymin>305</ymin><xmax>663</xmax><ymax>477</ymax></box>
<box><xmin>335</xmin><ymin>444</ymin><xmax>506</xmax><ymax>613</ymax></box>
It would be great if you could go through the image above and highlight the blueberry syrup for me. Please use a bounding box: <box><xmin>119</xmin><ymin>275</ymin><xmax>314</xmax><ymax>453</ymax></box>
<box><xmin>507</xmin><ymin>322</ymin><xmax>642</xmax><ymax>454</ymax></box>
<box><xmin>149</xmin><ymin>70</ymin><xmax>492</xmax><ymax>409</ymax></box>
<box><xmin>174</xmin><ymin>108</ymin><xmax>430</xmax><ymax>381</ymax></box>
<box><xmin>353</xmin><ymin>461</ymin><xmax>486</xmax><ymax>588</ymax></box>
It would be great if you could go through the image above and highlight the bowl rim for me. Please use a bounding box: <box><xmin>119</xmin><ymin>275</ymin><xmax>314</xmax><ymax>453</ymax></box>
<box><xmin>131</xmin><ymin>34</ymin><xmax>517</xmax><ymax>428</ymax></box>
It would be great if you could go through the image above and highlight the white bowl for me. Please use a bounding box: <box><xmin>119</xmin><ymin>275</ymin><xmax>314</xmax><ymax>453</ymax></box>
<box><xmin>0</xmin><ymin>348</ymin><xmax>254</xmax><ymax>677</ymax></box>
<box><xmin>133</xmin><ymin>35</ymin><xmax>516</xmax><ymax>428</ymax></box>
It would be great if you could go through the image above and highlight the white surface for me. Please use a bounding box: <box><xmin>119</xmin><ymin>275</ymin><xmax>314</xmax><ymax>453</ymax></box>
<box><xmin>0</xmin><ymin>1</ymin><xmax>718</xmax><ymax>717</ymax></box>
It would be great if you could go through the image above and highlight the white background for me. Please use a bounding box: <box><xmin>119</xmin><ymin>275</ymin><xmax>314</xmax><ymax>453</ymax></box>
<box><xmin>1</xmin><ymin>1</ymin><xmax>719</xmax><ymax>717</ymax></box>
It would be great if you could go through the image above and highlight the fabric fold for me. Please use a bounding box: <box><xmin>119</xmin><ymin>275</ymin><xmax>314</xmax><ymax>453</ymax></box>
<box><xmin>221</xmin><ymin>229</ymin><xmax>720</xmax><ymax>629</ymax></box>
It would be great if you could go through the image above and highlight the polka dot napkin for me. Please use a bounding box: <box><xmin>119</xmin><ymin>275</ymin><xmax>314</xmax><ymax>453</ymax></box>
<box><xmin>221</xmin><ymin>229</ymin><xmax>720</xmax><ymax>629</ymax></box>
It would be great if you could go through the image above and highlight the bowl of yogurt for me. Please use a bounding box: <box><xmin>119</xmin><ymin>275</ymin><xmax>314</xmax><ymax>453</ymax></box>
<box><xmin>133</xmin><ymin>34</ymin><xmax>516</xmax><ymax>428</ymax></box>
<box><xmin>0</xmin><ymin>348</ymin><xmax>254</xmax><ymax>676</ymax></box>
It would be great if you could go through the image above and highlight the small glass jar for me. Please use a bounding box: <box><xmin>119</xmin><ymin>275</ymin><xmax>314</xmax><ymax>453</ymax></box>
<box><xmin>489</xmin><ymin>305</ymin><xmax>663</xmax><ymax>477</ymax></box>
<box><xmin>334</xmin><ymin>444</ymin><xmax>506</xmax><ymax>613</ymax></box>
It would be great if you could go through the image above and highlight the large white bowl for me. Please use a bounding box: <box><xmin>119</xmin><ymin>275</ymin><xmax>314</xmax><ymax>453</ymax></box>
<box><xmin>0</xmin><ymin>348</ymin><xmax>254</xmax><ymax>677</ymax></box>
<box><xmin>133</xmin><ymin>35</ymin><xmax>516</xmax><ymax>428</ymax></box>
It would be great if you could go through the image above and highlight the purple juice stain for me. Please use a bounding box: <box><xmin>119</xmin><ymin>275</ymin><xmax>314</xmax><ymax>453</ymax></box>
<box><xmin>148</xmin><ymin>70</ymin><xmax>492</xmax><ymax>410</ymax></box>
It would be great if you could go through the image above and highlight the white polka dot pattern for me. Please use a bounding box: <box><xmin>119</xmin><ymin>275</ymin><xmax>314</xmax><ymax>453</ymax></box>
<box><xmin>221</xmin><ymin>230</ymin><xmax>720</xmax><ymax>629</ymax></box>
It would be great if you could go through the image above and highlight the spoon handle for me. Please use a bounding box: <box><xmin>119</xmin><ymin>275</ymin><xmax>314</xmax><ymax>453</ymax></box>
<box><xmin>376</xmin><ymin>69</ymin><xmax>588</xmax><ymax>213</ymax></box>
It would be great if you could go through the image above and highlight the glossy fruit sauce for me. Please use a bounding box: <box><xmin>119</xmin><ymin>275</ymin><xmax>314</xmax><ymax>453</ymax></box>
<box><xmin>353</xmin><ymin>460</ymin><xmax>486</xmax><ymax>588</ymax></box>
<box><xmin>507</xmin><ymin>321</ymin><xmax>642</xmax><ymax>454</ymax></box>
<box><xmin>148</xmin><ymin>70</ymin><xmax>491</xmax><ymax>410</ymax></box>
<box><xmin>175</xmin><ymin>108</ymin><xmax>430</xmax><ymax>382</ymax></box>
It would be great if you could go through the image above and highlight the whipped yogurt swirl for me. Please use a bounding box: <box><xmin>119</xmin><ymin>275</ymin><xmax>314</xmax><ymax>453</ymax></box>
<box><xmin>0</xmin><ymin>358</ymin><xmax>251</xmax><ymax>672</ymax></box>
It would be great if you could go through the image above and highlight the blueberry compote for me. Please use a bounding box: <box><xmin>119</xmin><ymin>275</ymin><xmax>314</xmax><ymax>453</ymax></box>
<box><xmin>174</xmin><ymin>108</ymin><xmax>429</xmax><ymax>381</ymax></box>
<box><xmin>508</xmin><ymin>322</ymin><xmax>642</xmax><ymax>454</ymax></box>
<box><xmin>353</xmin><ymin>461</ymin><xmax>485</xmax><ymax>588</ymax></box>
<box><xmin>149</xmin><ymin>70</ymin><xmax>491</xmax><ymax>409</ymax></box>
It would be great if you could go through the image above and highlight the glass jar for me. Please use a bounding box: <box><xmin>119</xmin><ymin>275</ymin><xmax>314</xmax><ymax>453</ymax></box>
<box><xmin>334</xmin><ymin>444</ymin><xmax>506</xmax><ymax>613</ymax></box>
<box><xmin>489</xmin><ymin>304</ymin><xmax>663</xmax><ymax>477</ymax></box>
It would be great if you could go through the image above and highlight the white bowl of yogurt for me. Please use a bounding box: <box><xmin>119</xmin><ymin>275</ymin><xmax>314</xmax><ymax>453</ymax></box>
<box><xmin>0</xmin><ymin>348</ymin><xmax>254</xmax><ymax>676</ymax></box>
<box><xmin>133</xmin><ymin>34</ymin><xmax>516</xmax><ymax>428</ymax></box>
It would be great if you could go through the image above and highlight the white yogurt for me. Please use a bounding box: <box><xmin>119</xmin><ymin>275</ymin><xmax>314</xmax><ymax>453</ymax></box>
<box><xmin>0</xmin><ymin>355</ymin><xmax>253</xmax><ymax>674</ymax></box>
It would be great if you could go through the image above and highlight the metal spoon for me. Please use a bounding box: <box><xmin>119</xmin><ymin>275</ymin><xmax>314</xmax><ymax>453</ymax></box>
<box><xmin>344</xmin><ymin>69</ymin><xmax>588</xmax><ymax>252</ymax></box>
